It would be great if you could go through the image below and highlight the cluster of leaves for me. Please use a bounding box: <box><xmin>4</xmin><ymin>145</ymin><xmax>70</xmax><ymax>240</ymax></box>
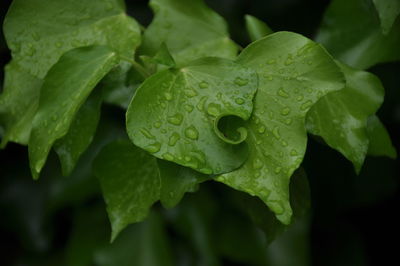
<box><xmin>0</xmin><ymin>0</ymin><xmax>397</xmax><ymax>248</ymax></box>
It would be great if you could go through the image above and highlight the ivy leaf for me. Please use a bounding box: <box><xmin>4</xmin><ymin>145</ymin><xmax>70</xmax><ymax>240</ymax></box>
<box><xmin>157</xmin><ymin>160</ymin><xmax>209</xmax><ymax>208</ymax></box>
<box><xmin>54</xmin><ymin>89</ymin><xmax>103</xmax><ymax>176</ymax></box>
<box><xmin>140</xmin><ymin>0</ymin><xmax>238</xmax><ymax>65</ymax></box>
<box><xmin>126</xmin><ymin>57</ymin><xmax>258</xmax><ymax>175</ymax></box>
<box><xmin>217</xmin><ymin>32</ymin><xmax>344</xmax><ymax>224</ymax></box>
<box><xmin>306</xmin><ymin>62</ymin><xmax>385</xmax><ymax>173</ymax></box>
<box><xmin>245</xmin><ymin>15</ymin><xmax>273</xmax><ymax>42</ymax></box>
<box><xmin>93</xmin><ymin>140</ymin><xmax>161</xmax><ymax>242</ymax></box>
<box><xmin>1</xmin><ymin>0</ymin><xmax>141</xmax><ymax>147</ymax></box>
<box><xmin>0</xmin><ymin>62</ymin><xmax>42</xmax><ymax>147</ymax></box>
<box><xmin>372</xmin><ymin>0</ymin><xmax>400</xmax><ymax>34</ymax></box>
<box><xmin>29</xmin><ymin>46</ymin><xmax>118</xmax><ymax>179</ymax></box>
<box><xmin>3</xmin><ymin>0</ymin><xmax>140</xmax><ymax>79</ymax></box>
<box><xmin>367</xmin><ymin>115</ymin><xmax>397</xmax><ymax>158</ymax></box>
<box><xmin>316</xmin><ymin>0</ymin><xmax>400</xmax><ymax>69</ymax></box>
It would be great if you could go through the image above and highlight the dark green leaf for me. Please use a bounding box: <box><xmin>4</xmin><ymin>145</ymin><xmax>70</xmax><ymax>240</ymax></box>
<box><xmin>140</xmin><ymin>0</ymin><xmax>238</xmax><ymax>65</ymax></box>
<box><xmin>367</xmin><ymin>115</ymin><xmax>397</xmax><ymax>158</ymax></box>
<box><xmin>126</xmin><ymin>57</ymin><xmax>257</xmax><ymax>175</ymax></box>
<box><xmin>217</xmin><ymin>32</ymin><xmax>344</xmax><ymax>224</ymax></box>
<box><xmin>372</xmin><ymin>0</ymin><xmax>400</xmax><ymax>34</ymax></box>
<box><xmin>93</xmin><ymin>140</ymin><xmax>160</xmax><ymax>241</ymax></box>
<box><xmin>316</xmin><ymin>0</ymin><xmax>400</xmax><ymax>69</ymax></box>
<box><xmin>29</xmin><ymin>46</ymin><xmax>118</xmax><ymax>179</ymax></box>
<box><xmin>307</xmin><ymin>62</ymin><xmax>385</xmax><ymax>172</ymax></box>
<box><xmin>245</xmin><ymin>14</ymin><xmax>273</xmax><ymax>42</ymax></box>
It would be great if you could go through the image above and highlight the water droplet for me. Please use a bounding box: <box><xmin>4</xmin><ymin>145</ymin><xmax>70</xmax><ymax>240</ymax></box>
<box><xmin>140</xmin><ymin>128</ymin><xmax>155</xmax><ymax>139</ymax></box>
<box><xmin>207</xmin><ymin>103</ymin><xmax>220</xmax><ymax>117</ymax></box>
<box><xmin>196</xmin><ymin>96</ymin><xmax>208</xmax><ymax>111</ymax></box>
<box><xmin>284</xmin><ymin>118</ymin><xmax>292</xmax><ymax>125</ymax></box>
<box><xmin>284</xmin><ymin>54</ymin><xmax>294</xmax><ymax>66</ymax></box>
<box><xmin>267</xmin><ymin>59</ymin><xmax>276</xmax><ymax>64</ymax></box>
<box><xmin>266</xmin><ymin>75</ymin><xmax>273</xmax><ymax>81</ymax></box>
<box><xmin>168</xmin><ymin>132</ymin><xmax>180</xmax><ymax>146</ymax></box>
<box><xmin>199</xmin><ymin>81</ymin><xmax>209</xmax><ymax>89</ymax></box>
<box><xmin>281</xmin><ymin>140</ymin><xmax>288</xmax><ymax>147</ymax></box>
<box><xmin>164</xmin><ymin>92</ymin><xmax>173</xmax><ymax>101</ymax></box>
<box><xmin>160</xmin><ymin>102</ymin><xmax>166</xmax><ymax>109</ymax></box>
<box><xmin>185</xmin><ymin>126</ymin><xmax>199</xmax><ymax>140</ymax></box>
<box><xmin>300</xmin><ymin>100</ymin><xmax>313</xmax><ymax>110</ymax></box>
<box><xmin>154</xmin><ymin>121</ymin><xmax>161</xmax><ymax>128</ymax></box>
<box><xmin>290</xmin><ymin>149</ymin><xmax>298</xmax><ymax>156</ymax></box>
<box><xmin>296</xmin><ymin>95</ymin><xmax>304</xmax><ymax>102</ymax></box>
<box><xmin>184</xmin><ymin>89</ymin><xmax>197</xmax><ymax>98</ymax></box>
<box><xmin>234</xmin><ymin>77</ymin><xmax>249</xmax><ymax>86</ymax></box>
<box><xmin>202</xmin><ymin>167</ymin><xmax>213</xmax><ymax>174</ymax></box>
<box><xmin>277</xmin><ymin>88</ymin><xmax>290</xmax><ymax>98</ymax></box>
<box><xmin>146</xmin><ymin>142</ymin><xmax>161</xmax><ymax>153</ymax></box>
<box><xmin>216</xmin><ymin>92</ymin><xmax>222</xmax><ymax>99</ymax></box>
<box><xmin>255</xmin><ymin>171</ymin><xmax>261</xmax><ymax>178</ymax></box>
<box><xmin>274</xmin><ymin>166</ymin><xmax>282</xmax><ymax>174</ymax></box>
<box><xmin>235</xmin><ymin>98</ymin><xmax>245</xmax><ymax>105</ymax></box>
<box><xmin>167</xmin><ymin>113</ymin><xmax>183</xmax><ymax>125</ymax></box>
<box><xmin>272</xmin><ymin>127</ymin><xmax>281</xmax><ymax>139</ymax></box>
<box><xmin>281</xmin><ymin>107</ymin><xmax>291</xmax><ymax>116</ymax></box>
<box><xmin>184</xmin><ymin>104</ymin><xmax>194</xmax><ymax>113</ymax></box>
<box><xmin>162</xmin><ymin>152</ymin><xmax>175</xmax><ymax>161</ymax></box>
<box><xmin>258</xmin><ymin>125</ymin><xmax>266</xmax><ymax>134</ymax></box>
<box><xmin>253</xmin><ymin>159</ymin><xmax>263</xmax><ymax>169</ymax></box>
<box><xmin>184</xmin><ymin>156</ymin><xmax>191</xmax><ymax>162</ymax></box>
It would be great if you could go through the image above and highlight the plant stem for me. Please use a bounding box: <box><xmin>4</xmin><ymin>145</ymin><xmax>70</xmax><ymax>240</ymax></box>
<box><xmin>121</xmin><ymin>56</ymin><xmax>151</xmax><ymax>79</ymax></box>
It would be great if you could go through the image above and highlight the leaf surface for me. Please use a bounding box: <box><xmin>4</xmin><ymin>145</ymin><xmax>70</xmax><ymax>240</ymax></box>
<box><xmin>217</xmin><ymin>32</ymin><xmax>344</xmax><ymax>224</ymax></box>
<box><xmin>373</xmin><ymin>0</ymin><xmax>400</xmax><ymax>34</ymax></box>
<box><xmin>316</xmin><ymin>0</ymin><xmax>400</xmax><ymax>69</ymax></box>
<box><xmin>140</xmin><ymin>0</ymin><xmax>238</xmax><ymax>65</ymax></box>
<box><xmin>126</xmin><ymin>57</ymin><xmax>258</xmax><ymax>175</ymax></box>
<box><xmin>367</xmin><ymin>115</ymin><xmax>397</xmax><ymax>158</ymax></box>
<box><xmin>29</xmin><ymin>46</ymin><xmax>118</xmax><ymax>179</ymax></box>
<box><xmin>306</xmin><ymin>62</ymin><xmax>384</xmax><ymax>172</ymax></box>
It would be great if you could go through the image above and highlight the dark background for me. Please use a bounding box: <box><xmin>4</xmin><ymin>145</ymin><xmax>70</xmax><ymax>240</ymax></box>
<box><xmin>1</xmin><ymin>0</ymin><xmax>399</xmax><ymax>265</ymax></box>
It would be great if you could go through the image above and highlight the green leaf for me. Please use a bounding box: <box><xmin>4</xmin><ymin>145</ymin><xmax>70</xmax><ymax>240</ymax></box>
<box><xmin>54</xmin><ymin>89</ymin><xmax>103</xmax><ymax>176</ymax></box>
<box><xmin>245</xmin><ymin>15</ymin><xmax>273</xmax><ymax>42</ymax></box>
<box><xmin>0</xmin><ymin>62</ymin><xmax>42</xmax><ymax>147</ymax></box>
<box><xmin>306</xmin><ymin>62</ymin><xmax>385</xmax><ymax>173</ymax></box>
<box><xmin>367</xmin><ymin>115</ymin><xmax>397</xmax><ymax>158</ymax></box>
<box><xmin>93</xmin><ymin>140</ymin><xmax>161</xmax><ymax>242</ymax></box>
<box><xmin>373</xmin><ymin>0</ymin><xmax>400</xmax><ymax>34</ymax></box>
<box><xmin>316</xmin><ymin>0</ymin><xmax>400</xmax><ymax>69</ymax></box>
<box><xmin>157</xmin><ymin>160</ymin><xmax>208</xmax><ymax>208</ymax></box>
<box><xmin>3</xmin><ymin>0</ymin><xmax>140</xmax><ymax>79</ymax></box>
<box><xmin>126</xmin><ymin>57</ymin><xmax>258</xmax><ymax>175</ymax></box>
<box><xmin>217</xmin><ymin>32</ymin><xmax>344</xmax><ymax>224</ymax></box>
<box><xmin>29</xmin><ymin>46</ymin><xmax>118</xmax><ymax>179</ymax></box>
<box><xmin>152</xmin><ymin>43</ymin><xmax>176</xmax><ymax>68</ymax></box>
<box><xmin>140</xmin><ymin>0</ymin><xmax>238</xmax><ymax>65</ymax></box>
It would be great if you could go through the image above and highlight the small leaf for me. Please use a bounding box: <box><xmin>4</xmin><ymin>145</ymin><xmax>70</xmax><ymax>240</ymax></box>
<box><xmin>217</xmin><ymin>32</ymin><xmax>344</xmax><ymax>224</ymax></box>
<box><xmin>140</xmin><ymin>0</ymin><xmax>238</xmax><ymax>65</ymax></box>
<box><xmin>126</xmin><ymin>57</ymin><xmax>258</xmax><ymax>175</ymax></box>
<box><xmin>372</xmin><ymin>0</ymin><xmax>400</xmax><ymax>34</ymax></box>
<box><xmin>367</xmin><ymin>115</ymin><xmax>397</xmax><ymax>158</ymax></box>
<box><xmin>245</xmin><ymin>15</ymin><xmax>273</xmax><ymax>42</ymax></box>
<box><xmin>29</xmin><ymin>46</ymin><xmax>118</xmax><ymax>179</ymax></box>
<box><xmin>306</xmin><ymin>62</ymin><xmax>385</xmax><ymax>173</ymax></box>
<box><xmin>0</xmin><ymin>62</ymin><xmax>42</xmax><ymax>147</ymax></box>
<box><xmin>157</xmin><ymin>160</ymin><xmax>209</xmax><ymax>208</ymax></box>
<box><xmin>316</xmin><ymin>0</ymin><xmax>400</xmax><ymax>69</ymax></box>
<box><xmin>152</xmin><ymin>43</ymin><xmax>176</xmax><ymax>68</ymax></box>
<box><xmin>93</xmin><ymin>140</ymin><xmax>161</xmax><ymax>242</ymax></box>
<box><xmin>54</xmin><ymin>89</ymin><xmax>103</xmax><ymax>176</ymax></box>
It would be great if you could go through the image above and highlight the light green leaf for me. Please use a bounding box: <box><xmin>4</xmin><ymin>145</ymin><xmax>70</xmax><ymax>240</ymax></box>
<box><xmin>367</xmin><ymin>115</ymin><xmax>397</xmax><ymax>158</ymax></box>
<box><xmin>93</xmin><ymin>140</ymin><xmax>161</xmax><ymax>242</ymax></box>
<box><xmin>126</xmin><ymin>57</ymin><xmax>258</xmax><ymax>175</ymax></box>
<box><xmin>307</xmin><ymin>62</ymin><xmax>384</xmax><ymax>173</ymax></box>
<box><xmin>54</xmin><ymin>89</ymin><xmax>103</xmax><ymax>176</ymax></box>
<box><xmin>0</xmin><ymin>62</ymin><xmax>42</xmax><ymax>147</ymax></box>
<box><xmin>29</xmin><ymin>46</ymin><xmax>118</xmax><ymax>179</ymax></box>
<box><xmin>140</xmin><ymin>0</ymin><xmax>238</xmax><ymax>65</ymax></box>
<box><xmin>316</xmin><ymin>0</ymin><xmax>400</xmax><ymax>69</ymax></box>
<box><xmin>217</xmin><ymin>32</ymin><xmax>344</xmax><ymax>224</ymax></box>
<box><xmin>245</xmin><ymin>15</ymin><xmax>273</xmax><ymax>42</ymax></box>
<box><xmin>3</xmin><ymin>0</ymin><xmax>140</xmax><ymax>79</ymax></box>
<box><xmin>373</xmin><ymin>0</ymin><xmax>400</xmax><ymax>34</ymax></box>
<box><xmin>152</xmin><ymin>43</ymin><xmax>176</xmax><ymax>68</ymax></box>
<box><xmin>157</xmin><ymin>160</ymin><xmax>208</xmax><ymax>208</ymax></box>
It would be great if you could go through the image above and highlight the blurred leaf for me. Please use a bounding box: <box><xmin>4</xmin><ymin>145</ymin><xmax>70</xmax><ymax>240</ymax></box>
<box><xmin>217</xmin><ymin>32</ymin><xmax>344</xmax><ymax>224</ymax></box>
<box><xmin>54</xmin><ymin>88</ymin><xmax>102</xmax><ymax>176</ymax></box>
<box><xmin>140</xmin><ymin>0</ymin><xmax>238</xmax><ymax>65</ymax></box>
<box><xmin>306</xmin><ymin>62</ymin><xmax>385</xmax><ymax>173</ymax></box>
<box><xmin>372</xmin><ymin>0</ymin><xmax>400</xmax><ymax>34</ymax></box>
<box><xmin>28</xmin><ymin>46</ymin><xmax>118</xmax><ymax>179</ymax></box>
<box><xmin>93</xmin><ymin>140</ymin><xmax>161</xmax><ymax>241</ymax></box>
<box><xmin>366</xmin><ymin>115</ymin><xmax>397</xmax><ymax>158</ymax></box>
<box><xmin>316</xmin><ymin>0</ymin><xmax>400</xmax><ymax>69</ymax></box>
<box><xmin>245</xmin><ymin>15</ymin><xmax>273</xmax><ymax>42</ymax></box>
<box><xmin>126</xmin><ymin>57</ymin><xmax>257</xmax><ymax>175</ymax></box>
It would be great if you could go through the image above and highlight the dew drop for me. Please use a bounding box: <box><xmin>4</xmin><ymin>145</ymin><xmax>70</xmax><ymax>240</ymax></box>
<box><xmin>199</xmin><ymin>81</ymin><xmax>209</xmax><ymax>89</ymax></box>
<box><xmin>184</xmin><ymin>104</ymin><xmax>194</xmax><ymax>113</ymax></box>
<box><xmin>258</xmin><ymin>125</ymin><xmax>266</xmax><ymax>134</ymax></box>
<box><xmin>185</xmin><ymin>126</ymin><xmax>199</xmax><ymax>140</ymax></box>
<box><xmin>235</xmin><ymin>98</ymin><xmax>245</xmax><ymax>105</ymax></box>
<box><xmin>267</xmin><ymin>59</ymin><xmax>276</xmax><ymax>64</ymax></box>
<box><xmin>196</xmin><ymin>96</ymin><xmax>208</xmax><ymax>111</ymax></box>
<box><xmin>207</xmin><ymin>103</ymin><xmax>220</xmax><ymax>116</ymax></box>
<box><xmin>284</xmin><ymin>118</ymin><xmax>292</xmax><ymax>125</ymax></box>
<box><xmin>253</xmin><ymin>159</ymin><xmax>263</xmax><ymax>169</ymax></box>
<box><xmin>272</xmin><ymin>127</ymin><xmax>281</xmax><ymax>139</ymax></box>
<box><xmin>277</xmin><ymin>88</ymin><xmax>290</xmax><ymax>98</ymax></box>
<box><xmin>167</xmin><ymin>113</ymin><xmax>183</xmax><ymax>125</ymax></box>
<box><xmin>184</xmin><ymin>156</ymin><xmax>191</xmax><ymax>162</ymax></box>
<box><xmin>146</xmin><ymin>142</ymin><xmax>161</xmax><ymax>153</ymax></box>
<box><xmin>281</xmin><ymin>107</ymin><xmax>291</xmax><ymax>116</ymax></box>
<box><xmin>162</xmin><ymin>152</ymin><xmax>175</xmax><ymax>161</ymax></box>
<box><xmin>274</xmin><ymin>166</ymin><xmax>282</xmax><ymax>174</ymax></box>
<box><xmin>296</xmin><ymin>95</ymin><xmax>304</xmax><ymax>102</ymax></box>
<box><xmin>140</xmin><ymin>128</ymin><xmax>155</xmax><ymax>139</ymax></box>
<box><xmin>168</xmin><ymin>132</ymin><xmax>180</xmax><ymax>146</ymax></box>
<box><xmin>154</xmin><ymin>121</ymin><xmax>161</xmax><ymax>128</ymax></box>
<box><xmin>290</xmin><ymin>149</ymin><xmax>298</xmax><ymax>156</ymax></box>
<box><xmin>281</xmin><ymin>140</ymin><xmax>288</xmax><ymax>147</ymax></box>
<box><xmin>164</xmin><ymin>92</ymin><xmax>173</xmax><ymax>101</ymax></box>
<box><xmin>184</xmin><ymin>89</ymin><xmax>197</xmax><ymax>98</ymax></box>
<box><xmin>300</xmin><ymin>100</ymin><xmax>313</xmax><ymax>110</ymax></box>
<box><xmin>234</xmin><ymin>77</ymin><xmax>249</xmax><ymax>86</ymax></box>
